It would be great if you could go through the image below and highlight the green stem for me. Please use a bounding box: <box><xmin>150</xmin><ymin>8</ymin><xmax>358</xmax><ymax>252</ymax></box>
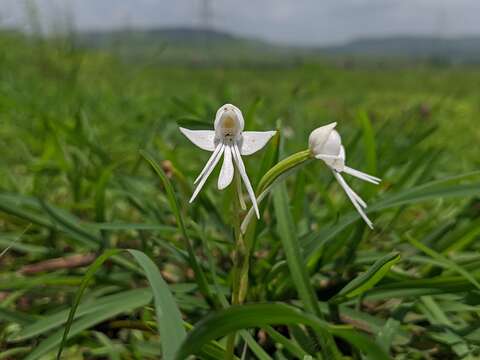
<box><xmin>272</xmin><ymin>183</ymin><xmax>342</xmax><ymax>359</ymax></box>
<box><xmin>226</xmin><ymin>172</ymin><xmax>248</xmax><ymax>359</ymax></box>
<box><xmin>257</xmin><ymin>149</ymin><xmax>312</xmax><ymax>194</ymax></box>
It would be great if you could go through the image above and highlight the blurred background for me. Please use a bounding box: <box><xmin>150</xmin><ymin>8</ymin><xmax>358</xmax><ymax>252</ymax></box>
<box><xmin>3</xmin><ymin>0</ymin><xmax>480</xmax><ymax>64</ymax></box>
<box><xmin>1</xmin><ymin>2</ymin><xmax>480</xmax><ymax>358</ymax></box>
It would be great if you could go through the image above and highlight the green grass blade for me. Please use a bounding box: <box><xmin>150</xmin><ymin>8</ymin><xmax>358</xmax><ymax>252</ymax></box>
<box><xmin>27</xmin><ymin>297</ymin><xmax>150</xmax><ymax>360</ymax></box>
<box><xmin>9</xmin><ymin>288</ymin><xmax>152</xmax><ymax>342</ymax></box>
<box><xmin>127</xmin><ymin>249</ymin><xmax>186</xmax><ymax>360</ymax></box>
<box><xmin>174</xmin><ymin>303</ymin><xmax>389</xmax><ymax>360</ymax></box>
<box><xmin>304</xmin><ymin>172</ymin><xmax>480</xmax><ymax>259</ymax></box>
<box><xmin>331</xmin><ymin>252</ymin><xmax>401</xmax><ymax>303</ymax></box>
<box><xmin>140</xmin><ymin>150</ymin><xmax>212</xmax><ymax>303</ymax></box>
<box><xmin>264</xmin><ymin>325</ymin><xmax>310</xmax><ymax>358</ymax></box>
<box><xmin>407</xmin><ymin>236</ymin><xmax>480</xmax><ymax>290</ymax></box>
<box><xmin>272</xmin><ymin>183</ymin><xmax>320</xmax><ymax>315</ymax></box>
<box><xmin>272</xmin><ymin>182</ymin><xmax>341</xmax><ymax>359</ymax></box>
<box><xmin>56</xmin><ymin>249</ymin><xmax>121</xmax><ymax>360</ymax></box>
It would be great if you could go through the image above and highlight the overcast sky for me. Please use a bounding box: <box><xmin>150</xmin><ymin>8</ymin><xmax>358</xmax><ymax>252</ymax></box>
<box><xmin>1</xmin><ymin>0</ymin><xmax>480</xmax><ymax>45</ymax></box>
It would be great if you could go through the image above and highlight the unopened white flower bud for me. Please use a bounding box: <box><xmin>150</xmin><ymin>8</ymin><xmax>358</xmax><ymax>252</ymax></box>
<box><xmin>308</xmin><ymin>122</ymin><xmax>344</xmax><ymax>171</ymax></box>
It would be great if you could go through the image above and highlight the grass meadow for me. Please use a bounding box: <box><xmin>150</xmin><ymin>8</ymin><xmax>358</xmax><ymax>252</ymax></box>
<box><xmin>1</xmin><ymin>31</ymin><xmax>480</xmax><ymax>359</ymax></box>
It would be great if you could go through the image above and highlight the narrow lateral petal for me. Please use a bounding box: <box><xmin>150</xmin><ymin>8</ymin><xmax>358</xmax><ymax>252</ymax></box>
<box><xmin>194</xmin><ymin>143</ymin><xmax>223</xmax><ymax>184</ymax></box>
<box><xmin>333</xmin><ymin>171</ymin><xmax>373</xmax><ymax>229</ymax></box>
<box><xmin>232</xmin><ymin>143</ymin><xmax>260</xmax><ymax>218</ymax></box>
<box><xmin>218</xmin><ymin>145</ymin><xmax>234</xmax><ymax>190</ymax></box>
<box><xmin>343</xmin><ymin>166</ymin><xmax>381</xmax><ymax>185</ymax></box>
<box><xmin>189</xmin><ymin>144</ymin><xmax>225</xmax><ymax>203</ymax></box>
<box><xmin>335</xmin><ymin>171</ymin><xmax>367</xmax><ymax>208</ymax></box>
<box><xmin>240</xmin><ymin>131</ymin><xmax>276</xmax><ymax>156</ymax></box>
<box><xmin>179</xmin><ymin>128</ymin><xmax>216</xmax><ymax>152</ymax></box>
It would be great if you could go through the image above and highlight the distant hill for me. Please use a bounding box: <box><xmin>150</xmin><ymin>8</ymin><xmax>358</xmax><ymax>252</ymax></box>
<box><xmin>322</xmin><ymin>36</ymin><xmax>480</xmax><ymax>62</ymax></box>
<box><xmin>75</xmin><ymin>27</ymin><xmax>288</xmax><ymax>64</ymax></box>
<box><xmin>79</xmin><ymin>27</ymin><xmax>240</xmax><ymax>48</ymax></box>
<box><xmin>74</xmin><ymin>28</ymin><xmax>480</xmax><ymax>64</ymax></box>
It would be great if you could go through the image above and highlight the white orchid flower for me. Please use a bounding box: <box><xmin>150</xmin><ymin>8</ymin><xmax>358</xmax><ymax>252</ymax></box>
<box><xmin>180</xmin><ymin>104</ymin><xmax>276</xmax><ymax>218</ymax></box>
<box><xmin>309</xmin><ymin>122</ymin><xmax>381</xmax><ymax>228</ymax></box>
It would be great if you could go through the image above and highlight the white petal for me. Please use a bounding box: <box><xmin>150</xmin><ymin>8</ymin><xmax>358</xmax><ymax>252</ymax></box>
<box><xmin>315</xmin><ymin>152</ymin><xmax>344</xmax><ymax>172</ymax></box>
<box><xmin>179</xmin><ymin>128</ymin><xmax>216</xmax><ymax>152</ymax></box>
<box><xmin>240</xmin><ymin>187</ymin><xmax>269</xmax><ymax>233</ymax></box>
<box><xmin>308</xmin><ymin>122</ymin><xmax>337</xmax><ymax>151</ymax></box>
<box><xmin>232</xmin><ymin>143</ymin><xmax>260</xmax><ymax>219</ymax></box>
<box><xmin>321</xmin><ymin>130</ymin><xmax>342</xmax><ymax>156</ymax></box>
<box><xmin>218</xmin><ymin>145</ymin><xmax>234</xmax><ymax>190</ymax></box>
<box><xmin>240</xmin><ymin>131</ymin><xmax>276</xmax><ymax>156</ymax></box>
<box><xmin>343</xmin><ymin>166</ymin><xmax>381</xmax><ymax>185</ymax></box>
<box><xmin>189</xmin><ymin>144</ymin><xmax>225</xmax><ymax>203</ymax></box>
<box><xmin>194</xmin><ymin>143</ymin><xmax>223</xmax><ymax>184</ymax></box>
<box><xmin>333</xmin><ymin>171</ymin><xmax>373</xmax><ymax>229</ymax></box>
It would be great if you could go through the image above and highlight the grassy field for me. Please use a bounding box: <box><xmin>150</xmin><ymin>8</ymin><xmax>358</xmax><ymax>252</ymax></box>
<box><xmin>1</xmin><ymin>31</ymin><xmax>480</xmax><ymax>359</ymax></box>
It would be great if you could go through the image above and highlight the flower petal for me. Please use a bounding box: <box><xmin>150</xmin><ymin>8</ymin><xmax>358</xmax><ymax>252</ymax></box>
<box><xmin>189</xmin><ymin>143</ymin><xmax>225</xmax><ymax>203</ymax></box>
<box><xmin>232</xmin><ymin>143</ymin><xmax>260</xmax><ymax>219</ymax></box>
<box><xmin>194</xmin><ymin>143</ymin><xmax>224</xmax><ymax>184</ymax></box>
<box><xmin>333</xmin><ymin>171</ymin><xmax>373</xmax><ymax>229</ymax></box>
<box><xmin>218</xmin><ymin>145</ymin><xmax>234</xmax><ymax>190</ymax></box>
<box><xmin>343</xmin><ymin>166</ymin><xmax>381</xmax><ymax>185</ymax></box>
<box><xmin>240</xmin><ymin>131</ymin><xmax>277</xmax><ymax>156</ymax></box>
<box><xmin>315</xmin><ymin>154</ymin><xmax>343</xmax><ymax>171</ymax></box>
<box><xmin>179</xmin><ymin>128</ymin><xmax>216</xmax><ymax>152</ymax></box>
<box><xmin>308</xmin><ymin>122</ymin><xmax>337</xmax><ymax>153</ymax></box>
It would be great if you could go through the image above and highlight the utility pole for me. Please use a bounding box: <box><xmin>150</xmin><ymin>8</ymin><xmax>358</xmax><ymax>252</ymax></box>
<box><xmin>199</xmin><ymin>0</ymin><xmax>213</xmax><ymax>30</ymax></box>
<box><xmin>198</xmin><ymin>0</ymin><xmax>214</xmax><ymax>59</ymax></box>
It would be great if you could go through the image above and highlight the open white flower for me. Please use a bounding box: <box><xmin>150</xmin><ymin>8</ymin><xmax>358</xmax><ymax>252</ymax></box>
<box><xmin>309</xmin><ymin>122</ymin><xmax>381</xmax><ymax>228</ymax></box>
<box><xmin>180</xmin><ymin>104</ymin><xmax>276</xmax><ymax>218</ymax></box>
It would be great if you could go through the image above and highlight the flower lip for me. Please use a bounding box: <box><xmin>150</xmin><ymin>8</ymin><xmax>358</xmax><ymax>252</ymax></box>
<box><xmin>214</xmin><ymin>104</ymin><xmax>245</xmax><ymax>140</ymax></box>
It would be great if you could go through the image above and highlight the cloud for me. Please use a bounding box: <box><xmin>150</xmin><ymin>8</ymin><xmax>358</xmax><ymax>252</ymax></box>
<box><xmin>1</xmin><ymin>0</ymin><xmax>480</xmax><ymax>45</ymax></box>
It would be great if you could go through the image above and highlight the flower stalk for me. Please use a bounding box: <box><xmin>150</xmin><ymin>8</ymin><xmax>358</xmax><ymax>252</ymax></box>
<box><xmin>226</xmin><ymin>172</ymin><xmax>250</xmax><ymax>359</ymax></box>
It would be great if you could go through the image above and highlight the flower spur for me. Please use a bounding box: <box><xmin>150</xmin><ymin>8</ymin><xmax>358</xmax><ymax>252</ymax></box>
<box><xmin>180</xmin><ymin>104</ymin><xmax>276</xmax><ymax>218</ymax></box>
<box><xmin>309</xmin><ymin>122</ymin><xmax>381</xmax><ymax>228</ymax></box>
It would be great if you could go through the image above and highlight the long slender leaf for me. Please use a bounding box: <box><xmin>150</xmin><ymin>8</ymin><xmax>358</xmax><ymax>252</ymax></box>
<box><xmin>128</xmin><ymin>249</ymin><xmax>186</xmax><ymax>360</ymax></box>
<box><xmin>330</xmin><ymin>252</ymin><xmax>401</xmax><ymax>304</ymax></box>
<box><xmin>272</xmin><ymin>182</ymin><xmax>341</xmax><ymax>359</ymax></box>
<box><xmin>174</xmin><ymin>303</ymin><xmax>389</xmax><ymax>360</ymax></box>
<box><xmin>140</xmin><ymin>150</ymin><xmax>212</xmax><ymax>304</ymax></box>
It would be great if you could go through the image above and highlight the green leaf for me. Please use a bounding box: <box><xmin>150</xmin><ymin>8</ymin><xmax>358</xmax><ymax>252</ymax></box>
<box><xmin>0</xmin><ymin>308</ymin><xmax>35</xmax><ymax>325</ymax></box>
<box><xmin>140</xmin><ymin>150</ymin><xmax>212</xmax><ymax>303</ymax></box>
<box><xmin>9</xmin><ymin>289</ymin><xmax>152</xmax><ymax>342</ymax></box>
<box><xmin>407</xmin><ymin>236</ymin><xmax>480</xmax><ymax>290</ymax></box>
<box><xmin>265</xmin><ymin>325</ymin><xmax>310</xmax><ymax>358</ymax></box>
<box><xmin>272</xmin><ymin>183</ymin><xmax>341</xmax><ymax>359</ymax></box>
<box><xmin>174</xmin><ymin>303</ymin><xmax>390</xmax><ymax>360</ymax></box>
<box><xmin>331</xmin><ymin>252</ymin><xmax>401</xmax><ymax>303</ymax></box>
<box><xmin>272</xmin><ymin>183</ymin><xmax>320</xmax><ymax>316</ymax></box>
<box><xmin>26</xmin><ymin>296</ymin><xmax>150</xmax><ymax>360</ymax></box>
<box><xmin>56</xmin><ymin>249</ymin><xmax>121</xmax><ymax>360</ymax></box>
<box><xmin>127</xmin><ymin>249</ymin><xmax>186</xmax><ymax>360</ymax></box>
<box><xmin>53</xmin><ymin>249</ymin><xmax>186</xmax><ymax>360</ymax></box>
<box><xmin>304</xmin><ymin>171</ymin><xmax>480</xmax><ymax>261</ymax></box>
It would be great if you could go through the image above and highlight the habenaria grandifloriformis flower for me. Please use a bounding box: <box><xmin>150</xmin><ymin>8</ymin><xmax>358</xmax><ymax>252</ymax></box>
<box><xmin>309</xmin><ymin>122</ymin><xmax>381</xmax><ymax>228</ymax></box>
<box><xmin>180</xmin><ymin>104</ymin><xmax>276</xmax><ymax>218</ymax></box>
